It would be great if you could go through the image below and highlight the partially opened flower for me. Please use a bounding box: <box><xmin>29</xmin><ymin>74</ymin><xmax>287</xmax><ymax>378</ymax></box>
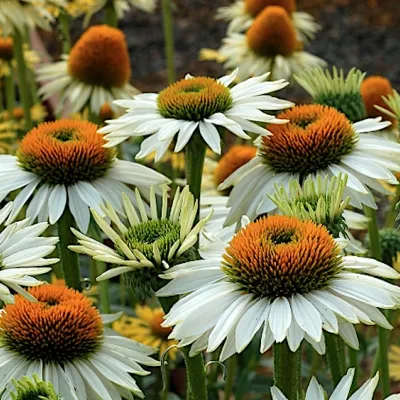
<box><xmin>220</xmin><ymin>104</ymin><xmax>399</xmax><ymax>226</ymax></box>
<box><xmin>295</xmin><ymin>67</ymin><xmax>366</xmax><ymax>122</ymax></box>
<box><xmin>10</xmin><ymin>375</ymin><xmax>61</xmax><ymax>400</ymax></box>
<box><xmin>270</xmin><ymin>174</ymin><xmax>367</xmax><ymax>253</ymax></box>
<box><xmin>70</xmin><ymin>186</ymin><xmax>208</xmax><ymax>298</ymax></box>
<box><xmin>98</xmin><ymin>70</ymin><xmax>293</xmax><ymax>158</ymax></box>
<box><xmin>0</xmin><ymin>119</ymin><xmax>169</xmax><ymax>233</ymax></box>
<box><xmin>37</xmin><ymin>25</ymin><xmax>138</xmax><ymax>115</ymax></box>
<box><xmin>217</xmin><ymin>6</ymin><xmax>325</xmax><ymax>81</ymax></box>
<box><xmin>271</xmin><ymin>368</ymin><xmax>400</xmax><ymax>400</ymax></box>
<box><xmin>217</xmin><ymin>0</ymin><xmax>320</xmax><ymax>42</ymax></box>
<box><xmin>365</xmin><ymin>228</ymin><xmax>400</xmax><ymax>268</ymax></box>
<box><xmin>361</xmin><ymin>75</ymin><xmax>395</xmax><ymax>123</ymax></box>
<box><xmin>158</xmin><ymin>215</ymin><xmax>400</xmax><ymax>360</ymax></box>
<box><xmin>113</xmin><ymin>305</ymin><xmax>178</xmax><ymax>359</ymax></box>
<box><xmin>0</xmin><ymin>285</ymin><xmax>159</xmax><ymax>399</ymax></box>
<box><xmin>0</xmin><ymin>215</ymin><xmax>58</xmax><ymax>304</ymax></box>
<box><xmin>376</xmin><ymin>89</ymin><xmax>400</xmax><ymax>127</ymax></box>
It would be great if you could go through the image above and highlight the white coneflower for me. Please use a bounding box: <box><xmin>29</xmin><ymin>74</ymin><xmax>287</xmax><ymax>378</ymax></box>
<box><xmin>216</xmin><ymin>0</ymin><xmax>320</xmax><ymax>42</ymax></box>
<box><xmin>220</xmin><ymin>104</ymin><xmax>398</xmax><ymax>226</ymax></box>
<box><xmin>158</xmin><ymin>215</ymin><xmax>400</xmax><ymax>360</ymax></box>
<box><xmin>0</xmin><ymin>216</ymin><xmax>58</xmax><ymax>304</ymax></box>
<box><xmin>0</xmin><ymin>284</ymin><xmax>159</xmax><ymax>399</ymax></box>
<box><xmin>98</xmin><ymin>69</ymin><xmax>293</xmax><ymax>158</ymax></box>
<box><xmin>70</xmin><ymin>186</ymin><xmax>209</xmax><ymax>298</ymax></box>
<box><xmin>271</xmin><ymin>368</ymin><xmax>400</xmax><ymax>400</ymax></box>
<box><xmin>217</xmin><ymin>6</ymin><xmax>325</xmax><ymax>81</ymax></box>
<box><xmin>37</xmin><ymin>25</ymin><xmax>139</xmax><ymax>115</ymax></box>
<box><xmin>0</xmin><ymin>119</ymin><xmax>169</xmax><ymax>233</ymax></box>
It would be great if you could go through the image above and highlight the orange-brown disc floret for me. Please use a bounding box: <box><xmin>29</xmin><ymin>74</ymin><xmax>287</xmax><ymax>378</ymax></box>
<box><xmin>223</xmin><ymin>215</ymin><xmax>342</xmax><ymax>298</ymax></box>
<box><xmin>99</xmin><ymin>102</ymin><xmax>115</xmax><ymax>121</ymax></box>
<box><xmin>361</xmin><ymin>76</ymin><xmax>395</xmax><ymax>123</ymax></box>
<box><xmin>157</xmin><ymin>77</ymin><xmax>233</xmax><ymax>121</ymax></box>
<box><xmin>12</xmin><ymin>107</ymin><xmax>25</xmax><ymax>120</ymax></box>
<box><xmin>259</xmin><ymin>104</ymin><xmax>357</xmax><ymax>176</ymax></box>
<box><xmin>245</xmin><ymin>0</ymin><xmax>296</xmax><ymax>17</ymax></box>
<box><xmin>149</xmin><ymin>310</ymin><xmax>173</xmax><ymax>339</ymax></box>
<box><xmin>68</xmin><ymin>25</ymin><xmax>131</xmax><ymax>88</ymax></box>
<box><xmin>246</xmin><ymin>6</ymin><xmax>298</xmax><ymax>57</ymax></box>
<box><xmin>0</xmin><ymin>285</ymin><xmax>103</xmax><ymax>364</ymax></box>
<box><xmin>214</xmin><ymin>145</ymin><xmax>257</xmax><ymax>186</ymax></box>
<box><xmin>17</xmin><ymin>119</ymin><xmax>115</xmax><ymax>185</ymax></box>
<box><xmin>0</xmin><ymin>37</ymin><xmax>14</xmax><ymax>61</ymax></box>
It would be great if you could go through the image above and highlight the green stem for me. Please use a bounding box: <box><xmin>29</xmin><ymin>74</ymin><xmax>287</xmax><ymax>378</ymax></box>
<box><xmin>363</xmin><ymin>206</ymin><xmax>390</xmax><ymax>396</ymax></box>
<box><xmin>97</xmin><ymin>260</ymin><xmax>110</xmax><ymax>313</ymax></box>
<box><xmin>348</xmin><ymin>348</ymin><xmax>358</xmax><ymax>394</ymax></box>
<box><xmin>325</xmin><ymin>333</ymin><xmax>346</xmax><ymax>386</ymax></box>
<box><xmin>161</xmin><ymin>0</ymin><xmax>176</xmax><ymax>83</ymax></box>
<box><xmin>161</xmin><ymin>361</ymin><xmax>170</xmax><ymax>400</ymax></box>
<box><xmin>5</xmin><ymin>70</ymin><xmax>15</xmax><ymax>113</ymax></box>
<box><xmin>59</xmin><ymin>12</ymin><xmax>71</xmax><ymax>53</ymax></box>
<box><xmin>385</xmin><ymin>184</ymin><xmax>400</xmax><ymax>228</ymax></box>
<box><xmin>57</xmin><ymin>208</ymin><xmax>81</xmax><ymax>290</ymax></box>
<box><xmin>181</xmin><ymin>348</ymin><xmax>208</xmax><ymax>400</ymax></box>
<box><xmin>29</xmin><ymin>69</ymin><xmax>39</xmax><ymax>105</ymax></box>
<box><xmin>273</xmin><ymin>341</ymin><xmax>301</xmax><ymax>400</ymax></box>
<box><xmin>105</xmin><ymin>0</ymin><xmax>118</xmax><ymax>27</ymax></box>
<box><xmin>185</xmin><ymin>136</ymin><xmax>207</xmax><ymax>229</ymax></box>
<box><xmin>378</xmin><ymin>323</ymin><xmax>390</xmax><ymax>396</ymax></box>
<box><xmin>224</xmin><ymin>355</ymin><xmax>236</xmax><ymax>400</ymax></box>
<box><xmin>13</xmin><ymin>30</ymin><xmax>32</xmax><ymax>132</ymax></box>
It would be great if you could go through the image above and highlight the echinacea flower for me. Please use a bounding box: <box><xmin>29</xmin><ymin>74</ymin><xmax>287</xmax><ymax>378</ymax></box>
<box><xmin>220</xmin><ymin>104</ymin><xmax>398</xmax><ymax>226</ymax></box>
<box><xmin>70</xmin><ymin>186</ymin><xmax>208</xmax><ymax>298</ymax></box>
<box><xmin>98</xmin><ymin>70</ymin><xmax>294</xmax><ymax>158</ymax></box>
<box><xmin>113</xmin><ymin>305</ymin><xmax>178</xmax><ymax>359</ymax></box>
<box><xmin>37</xmin><ymin>25</ymin><xmax>139</xmax><ymax>115</ymax></box>
<box><xmin>0</xmin><ymin>214</ymin><xmax>58</xmax><ymax>304</ymax></box>
<box><xmin>376</xmin><ymin>89</ymin><xmax>400</xmax><ymax>127</ymax></box>
<box><xmin>0</xmin><ymin>0</ymin><xmax>61</xmax><ymax>35</ymax></box>
<box><xmin>158</xmin><ymin>215</ymin><xmax>400</xmax><ymax>360</ymax></box>
<box><xmin>217</xmin><ymin>6</ymin><xmax>326</xmax><ymax>81</ymax></box>
<box><xmin>295</xmin><ymin>67</ymin><xmax>366</xmax><ymax>122</ymax></box>
<box><xmin>0</xmin><ymin>119</ymin><xmax>169</xmax><ymax>233</ymax></box>
<box><xmin>0</xmin><ymin>285</ymin><xmax>159</xmax><ymax>399</ymax></box>
<box><xmin>361</xmin><ymin>75</ymin><xmax>396</xmax><ymax>124</ymax></box>
<box><xmin>271</xmin><ymin>368</ymin><xmax>400</xmax><ymax>400</ymax></box>
<box><xmin>84</xmin><ymin>0</ymin><xmax>156</xmax><ymax>25</ymax></box>
<box><xmin>216</xmin><ymin>0</ymin><xmax>320</xmax><ymax>42</ymax></box>
<box><xmin>10</xmin><ymin>375</ymin><xmax>61</xmax><ymax>400</ymax></box>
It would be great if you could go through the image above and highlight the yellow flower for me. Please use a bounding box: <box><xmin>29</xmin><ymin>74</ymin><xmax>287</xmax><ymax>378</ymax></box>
<box><xmin>113</xmin><ymin>305</ymin><xmax>178</xmax><ymax>359</ymax></box>
<box><xmin>389</xmin><ymin>345</ymin><xmax>400</xmax><ymax>381</ymax></box>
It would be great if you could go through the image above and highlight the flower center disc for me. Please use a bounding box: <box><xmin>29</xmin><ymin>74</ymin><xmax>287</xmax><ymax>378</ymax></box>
<box><xmin>246</xmin><ymin>6</ymin><xmax>297</xmax><ymax>57</ymax></box>
<box><xmin>214</xmin><ymin>145</ymin><xmax>257</xmax><ymax>186</ymax></box>
<box><xmin>223</xmin><ymin>216</ymin><xmax>342</xmax><ymax>298</ymax></box>
<box><xmin>245</xmin><ymin>0</ymin><xmax>296</xmax><ymax>17</ymax></box>
<box><xmin>17</xmin><ymin>119</ymin><xmax>115</xmax><ymax>185</ymax></box>
<box><xmin>68</xmin><ymin>25</ymin><xmax>131</xmax><ymax>88</ymax></box>
<box><xmin>0</xmin><ymin>37</ymin><xmax>13</xmax><ymax>61</ymax></box>
<box><xmin>157</xmin><ymin>77</ymin><xmax>233</xmax><ymax>121</ymax></box>
<box><xmin>0</xmin><ymin>285</ymin><xmax>103</xmax><ymax>364</ymax></box>
<box><xmin>260</xmin><ymin>104</ymin><xmax>357</xmax><ymax>176</ymax></box>
<box><xmin>149</xmin><ymin>310</ymin><xmax>173</xmax><ymax>339</ymax></box>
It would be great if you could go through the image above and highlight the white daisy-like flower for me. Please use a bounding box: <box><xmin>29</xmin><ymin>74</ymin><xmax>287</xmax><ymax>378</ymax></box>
<box><xmin>271</xmin><ymin>368</ymin><xmax>400</xmax><ymax>400</ymax></box>
<box><xmin>98</xmin><ymin>69</ymin><xmax>294</xmax><ymax>159</ymax></box>
<box><xmin>216</xmin><ymin>0</ymin><xmax>320</xmax><ymax>42</ymax></box>
<box><xmin>220</xmin><ymin>104</ymin><xmax>398</xmax><ymax>226</ymax></box>
<box><xmin>37</xmin><ymin>25</ymin><xmax>139</xmax><ymax>116</ymax></box>
<box><xmin>158</xmin><ymin>215</ymin><xmax>400</xmax><ymax>360</ymax></box>
<box><xmin>0</xmin><ymin>284</ymin><xmax>159</xmax><ymax>399</ymax></box>
<box><xmin>0</xmin><ymin>119</ymin><xmax>169</xmax><ymax>233</ymax></box>
<box><xmin>70</xmin><ymin>186</ymin><xmax>209</xmax><ymax>298</ymax></box>
<box><xmin>0</xmin><ymin>214</ymin><xmax>58</xmax><ymax>304</ymax></box>
<box><xmin>217</xmin><ymin>6</ymin><xmax>326</xmax><ymax>81</ymax></box>
<box><xmin>0</xmin><ymin>0</ymin><xmax>62</xmax><ymax>35</ymax></box>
